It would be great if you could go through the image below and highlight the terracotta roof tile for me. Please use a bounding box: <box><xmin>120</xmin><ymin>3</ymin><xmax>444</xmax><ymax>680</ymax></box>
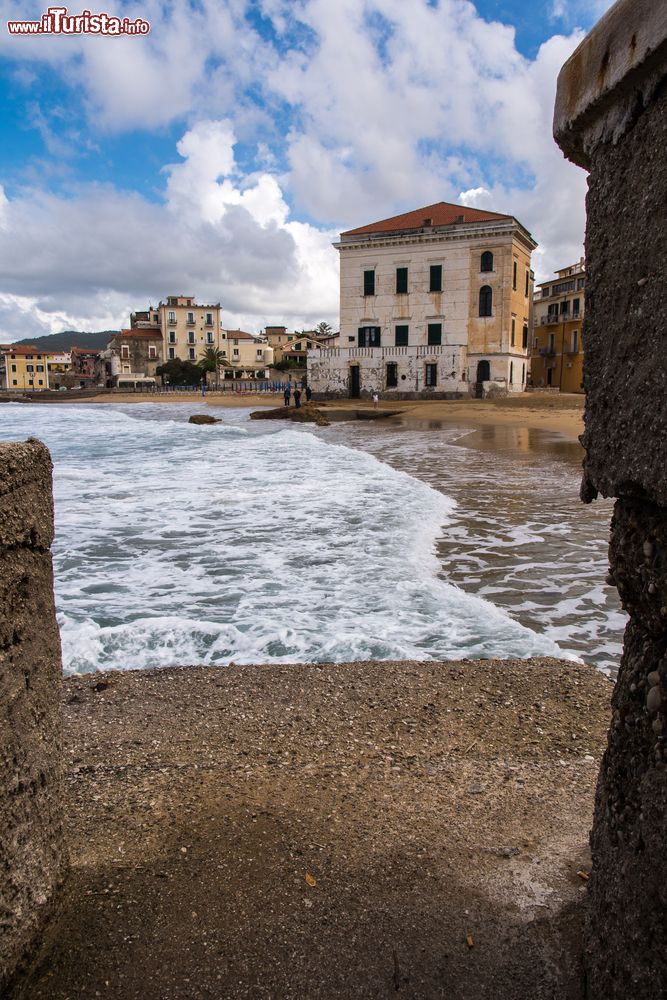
<box><xmin>340</xmin><ymin>201</ymin><xmax>513</xmax><ymax>238</ymax></box>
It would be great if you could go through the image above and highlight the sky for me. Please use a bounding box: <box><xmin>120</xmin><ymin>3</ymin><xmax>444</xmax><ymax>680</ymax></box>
<box><xmin>0</xmin><ymin>0</ymin><xmax>615</xmax><ymax>340</ymax></box>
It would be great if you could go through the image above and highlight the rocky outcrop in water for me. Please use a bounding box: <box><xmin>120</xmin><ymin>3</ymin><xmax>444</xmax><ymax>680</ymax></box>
<box><xmin>249</xmin><ymin>403</ymin><xmax>330</xmax><ymax>426</ymax></box>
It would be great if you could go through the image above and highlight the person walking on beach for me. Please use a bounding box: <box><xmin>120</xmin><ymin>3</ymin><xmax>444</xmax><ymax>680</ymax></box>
<box><xmin>284</xmin><ymin>385</ymin><xmax>291</xmax><ymax>406</ymax></box>
<box><xmin>294</xmin><ymin>387</ymin><xmax>302</xmax><ymax>408</ymax></box>
<box><xmin>305</xmin><ymin>385</ymin><xmax>312</xmax><ymax>403</ymax></box>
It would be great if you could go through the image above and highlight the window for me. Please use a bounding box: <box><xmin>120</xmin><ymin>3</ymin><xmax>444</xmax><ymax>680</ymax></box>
<box><xmin>10</xmin><ymin>364</ymin><xmax>16</xmax><ymax>372</ymax></box>
<box><xmin>188</xmin><ymin>348</ymin><xmax>196</xmax><ymax>361</ymax></box>
<box><xmin>522</xmin><ymin>363</ymin><xmax>526</xmax><ymax>385</ymax></box>
<box><xmin>149</xmin><ymin>346</ymin><xmax>157</xmax><ymax>359</ymax></box>
<box><xmin>548</xmin><ymin>333</ymin><xmax>555</xmax><ymax>352</ymax></box>
<box><xmin>169</xmin><ymin>332</ymin><xmax>176</xmax><ymax>344</ymax></box>
<box><xmin>294</xmin><ymin>342</ymin><xmax>302</xmax><ymax>351</ymax></box>
<box><xmin>427</xmin><ymin>323</ymin><xmax>442</xmax><ymax>346</ymax></box>
<box><xmin>206</xmin><ymin>332</ymin><xmax>214</xmax><ymax>344</ymax></box>
<box><xmin>348</xmin><ymin>336</ymin><xmax>355</xmax><ymax>342</ymax></box>
<box><xmin>571</xmin><ymin>330</ymin><xmax>579</xmax><ymax>353</ymax></box>
<box><xmin>522</xmin><ymin>325</ymin><xmax>528</xmax><ymax>349</ymax></box>
<box><xmin>121</xmin><ymin>346</ymin><xmax>129</xmax><ymax>359</ymax></box>
<box><xmin>256</xmin><ymin>349</ymin><xmax>263</xmax><ymax>359</ymax></box>
<box><xmin>560</xmin><ymin>300</ymin><xmax>570</xmax><ymax>315</ymax></box>
<box><xmin>395</xmin><ymin>325</ymin><xmax>409</xmax><ymax>346</ymax></box>
<box><xmin>168</xmin><ymin>311</ymin><xmax>175</xmax><ymax>323</ymax></box>
<box><xmin>511</xmin><ymin>318</ymin><xmax>516</xmax><ymax>347</ymax></box>
<box><xmin>525</xmin><ymin>269</ymin><xmax>530</xmax><ymax>296</ymax></box>
<box><xmin>509</xmin><ymin>361</ymin><xmax>514</xmax><ymax>384</ymax></box>
<box><xmin>168</xmin><ymin>347</ymin><xmax>175</xmax><ymax>360</ymax></box>
<box><xmin>386</xmin><ymin>363</ymin><xmax>398</xmax><ymax>388</ymax></box>
<box><xmin>396</xmin><ymin>267</ymin><xmax>408</xmax><ymax>294</ymax></box>
<box><xmin>26</xmin><ymin>364</ymin><xmax>34</xmax><ymax>372</ymax></box>
<box><xmin>206</xmin><ymin>313</ymin><xmax>213</xmax><ymax>325</ymax></box>
<box><xmin>429</xmin><ymin>265</ymin><xmax>442</xmax><ymax>292</ymax></box>
<box><xmin>357</xmin><ymin>327</ymin><xmax>381</xmax><ymax>347</ymax></box>
<box><xmin>513</xmin><ymin>261</ymin><xmax>518</xmax><ymax>290</ymax></box>
<box><xmin>187</xmin><ymin>312</ymin><xmax>194</xmax><ymax>324</ymax></box>
<box><xmin>577</xmin><ymin>277</ymin><xmax>585</xmax><ymax>289</ymax></box>
<box><xmin>233</xmin><ymin>348</ymin><xmax>239</xmax><ymax>357</ymax></box>
<box><xmin>363</xmin><ymin>270</ymin><xmax>375</xmax><ymax>296</ymax></box>
<box><xmin>573</xmin><ymin>297</ymin><xmax>581</xmax><ymax>317</ymax></box>
<box><xmin>188</xmin><ymin>332</ymin><xmax>195</xmax><ymax>344</ymax></box>
<box><xmin>481</xmin><ymin>251</ymin><xmax>493</xmax><ymax>273</ymax></box>
<box><xmin>12</xmin><ymin>380</ymin><xmax>17</xmax><ymax>385</ymax></box>
<box><xmin>479</xmin><ymin>286</ymin><xmax>492</xmax><ymax>317</ymax></box>
<box><xmin>425</xmin><ymin>363</ymin><xmax>438</xmax><ymax>387</ymax></box>
<box><xmin>38</xmin><ymin>379</ymin><xmax>43</xmax><ymax>386</ymax></box>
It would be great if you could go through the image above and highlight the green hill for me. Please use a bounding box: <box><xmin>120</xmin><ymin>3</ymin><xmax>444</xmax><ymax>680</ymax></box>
<box><xmin>11</xmin><ymin>330</ymin><xmax>120</xmax><ymax>352</ymax></box>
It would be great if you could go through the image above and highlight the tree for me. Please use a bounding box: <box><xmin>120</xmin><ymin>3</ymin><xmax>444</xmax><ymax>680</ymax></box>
<box><xmin>316</xmin><ymin>321</ymin><xmax>332</xmax><ymax>336</ymax></box>
<box><xmin>198</xmin><ymin>346</ymin><xmax>226</xmax><ymax>388</ymax></box>
<box><xmin>156</xmin><ymin>358</ymin><xmax>202</xmax><ymax>386</ymax></box>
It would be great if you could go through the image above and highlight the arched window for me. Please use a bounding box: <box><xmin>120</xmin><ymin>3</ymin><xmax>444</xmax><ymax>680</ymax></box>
<box><xmin>481</xmin><ymin>251</ymin><xmax>493</xmax><ymax>272</ymax></box>
<box><xmin>479</xmin><ymin>285</ymin><xmax>492</xmax><ymax>317</ymax></box>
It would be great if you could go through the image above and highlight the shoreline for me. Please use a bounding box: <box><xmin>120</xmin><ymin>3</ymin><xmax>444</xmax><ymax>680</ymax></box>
<box><xmin>14</xmin><ymin>657</ymin><xmax>611</xmax><ymax>1000</ymax></box>
<box><xmin>5</xmin><ymin>391</ymin><xmax>585</xmax><ymax>444</ymax></box>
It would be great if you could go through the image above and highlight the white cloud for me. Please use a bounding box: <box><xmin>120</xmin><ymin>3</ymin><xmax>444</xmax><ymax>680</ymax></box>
<box><xmin>0</xmin><ymin>125</ymin><xmax>339</xmax><ymax>340</ymax></box>
<box><xmin>0</xmin><ymin>0</ymin><xmax>603</xmax><ymax>327</ymax></box>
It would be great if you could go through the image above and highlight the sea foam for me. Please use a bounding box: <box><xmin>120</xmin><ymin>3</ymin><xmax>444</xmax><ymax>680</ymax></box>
<box><xmin>2</xmin><ymin>403</ymin><xmax>572</xmax><ymax>674</ymax></box>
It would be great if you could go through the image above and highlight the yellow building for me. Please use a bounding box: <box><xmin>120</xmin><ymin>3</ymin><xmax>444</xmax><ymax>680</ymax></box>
<box><xmin>0</xmin><ymin>345</ymin><xmax>69</xmax><ymax>391</ymax></box>
<box><xmin>224</xmin><ymin>330</ymin><xmax>274</xmax><ymax>377</ymax></box>
<box><xmin>530</xmin><ymin>259</ymin><xmax>585</xmax><ymax>392</ymax></box>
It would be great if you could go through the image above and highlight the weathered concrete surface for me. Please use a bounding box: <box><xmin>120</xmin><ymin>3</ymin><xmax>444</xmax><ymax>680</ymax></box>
<box><xmin>554</xmin><ymin>0</ymin><xmax>667</xmax><ymax>170</ymax></box>
<box><xmin>554</xmin><ymin>2</ymin><xmax>667</xmax><ymax>997</ymax></box>
<box><xmin>0</xmin><ymin>440</ymin><xmax>65</xmax><ymax>993</ymax></box>
<box><xmin>11</xmin><ymin>659</ymin><xmax>611</xmax><ymax>1000</ymax></box>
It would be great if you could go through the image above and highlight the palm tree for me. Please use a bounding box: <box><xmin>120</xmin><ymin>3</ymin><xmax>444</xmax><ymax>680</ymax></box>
<box><xmin>199</xmin><ymin>347</ymin><xmax>225</xmax><ymax>389</ymax></box>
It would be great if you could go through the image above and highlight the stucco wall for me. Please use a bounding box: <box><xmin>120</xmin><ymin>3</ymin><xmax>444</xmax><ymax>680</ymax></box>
<box><xmin>554</xmin><ymin>4</ymin><xmax>667</xmax><ymax>997</ymax></box>
<box><xmin>0</xmin><ymin>440</ymin><xmax>65</xmax><ymax>992</ymax></box>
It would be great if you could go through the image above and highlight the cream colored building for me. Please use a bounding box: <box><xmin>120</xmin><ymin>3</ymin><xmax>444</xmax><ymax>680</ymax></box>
<box><xmin>309</xmin><ymin>202</ymin><xmax>536</xmax><ymax>398</ymax></box>
<box><xmin>224</xmin><ymin>330</ymin><xmax>274</xmax><ymax>378</ymax></box>
<box><xmin>154</xmin><ymin>296</ymin><xmax>224</xmax><ymax>364</ymax></box>
<box><xmin>530</xmin><ymin>259</ymin><xmax>585</xmax><ymax>392</ymax></box>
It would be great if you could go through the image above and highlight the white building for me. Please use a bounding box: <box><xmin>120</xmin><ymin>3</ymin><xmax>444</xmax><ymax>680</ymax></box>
<box><xmin>308</xmin><ymin>202</ymin><xmax>536</xmax><ymax>398</ymax></box>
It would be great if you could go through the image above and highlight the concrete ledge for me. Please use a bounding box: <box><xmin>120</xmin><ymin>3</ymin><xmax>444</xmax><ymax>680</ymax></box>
<box><xmin>554</xmin><ymin>0</ymin><xmax>667</xmax><ymax>167</ymax></box>
<box><xmin>0</xmin><ymin>440</ymin><xmax>64</xmax><ymax>993</ymax></box>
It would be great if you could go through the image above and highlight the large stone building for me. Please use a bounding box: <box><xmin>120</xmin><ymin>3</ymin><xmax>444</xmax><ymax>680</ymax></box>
<box><xmin>530</xmin><ymin>259</ymin><xmax>585</xmax><ymax>392</ymax></box>
<box><xmin>308</xmin><ymin>201</ymin><xmax>536</xmax><ymax>398</ymax></box>
<box><xmin>108</xmin><ymin>329</ymin><xmax>163</xmax><ymax>388</ymax></box>
<box><xmin>151</xmin><ymin>296</ymin><xmax>223</xmax><ymax>365</ymax></box>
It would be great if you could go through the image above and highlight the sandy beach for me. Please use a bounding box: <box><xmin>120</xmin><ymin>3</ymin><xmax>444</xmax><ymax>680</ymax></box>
<box><xmin>12</xmin><ymin>657</ymin><xmax>611</xmax><ymax>1000</ymax></box>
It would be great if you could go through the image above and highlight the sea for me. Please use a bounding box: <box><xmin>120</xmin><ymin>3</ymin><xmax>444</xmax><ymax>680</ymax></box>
<box><xmin>0</xmin><ymin>402</ymin><xmax>625</xmax><ymax>677</ymax></box>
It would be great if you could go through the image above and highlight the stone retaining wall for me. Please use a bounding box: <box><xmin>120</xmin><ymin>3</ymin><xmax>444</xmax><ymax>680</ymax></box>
<box><xmin>0</xmin><ymin>440</ymin><xmax>65</xmax><ymax>992</ymax></box>
<box><xmin>554</xmin><ymin>4</ymin><xmax>667</xmax><ymax>997</ymax></box>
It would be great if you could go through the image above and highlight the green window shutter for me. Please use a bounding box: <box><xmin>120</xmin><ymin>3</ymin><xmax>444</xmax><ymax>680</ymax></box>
<box><xmin>396</xmin><ymin>268</ymin><xmax>408</xmax><ymax>294</ymax></box>
<box><xmin>429</xmin><ymin>265</ymin><xmax>442</xmax><ymax>292</ymax></box>
<box><xmin>363</xmin><ymin>270</ymin><xmax>375</xmax><ymax>296</ymax></box>
<box><xmin>395</xmin><ymin>325</ymin><xmax>409</xmax><ymax>347</ymax></box>
<box><xmin>427</xmin><ymin>324</ymin><xmax>442</xmax><ymax>346</ymax></box>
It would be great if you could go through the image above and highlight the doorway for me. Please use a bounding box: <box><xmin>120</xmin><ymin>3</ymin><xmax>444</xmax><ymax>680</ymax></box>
<box><xmin>474</xmin><ymin>359</ymin><xmax>490</xmax><ymax>398</ymax></box>
<box><xmin>350</xmin><ymin>365</ymin><xmax>360</xmax><ymax>398</ymax></box>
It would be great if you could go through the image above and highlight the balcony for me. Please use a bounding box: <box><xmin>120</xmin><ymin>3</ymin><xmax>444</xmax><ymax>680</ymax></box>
<box><xmin>538</xmin><ymin>347</ymin><xmax>557</xmax><ymax>357</ymax></box>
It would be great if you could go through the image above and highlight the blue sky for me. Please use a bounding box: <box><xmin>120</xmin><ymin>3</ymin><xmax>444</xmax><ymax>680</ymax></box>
<box><xmin>0</xmin><ymin>0</ymin><xmax>614</xmax><ymax>338</ymax></box>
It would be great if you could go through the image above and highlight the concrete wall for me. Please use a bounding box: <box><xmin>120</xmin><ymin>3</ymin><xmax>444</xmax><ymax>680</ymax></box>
<box><xmin>0</xmin><ymin>440</ymin><xmax>65</xmax><ymax>992</ymax></box>
<box><xmin>554</xmin><ymin>4</ymin><xmax>667</xmax><ymax>997</ymax></box>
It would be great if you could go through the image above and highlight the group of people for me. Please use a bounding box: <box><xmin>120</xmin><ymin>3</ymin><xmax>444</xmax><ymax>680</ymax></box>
<box><xmin>283</xmin><ymin>384</ymin><xmax>312</xmax><ymax>408</ymax></box>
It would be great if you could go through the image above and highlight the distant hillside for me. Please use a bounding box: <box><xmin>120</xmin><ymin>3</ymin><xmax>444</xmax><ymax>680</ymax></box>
<box><xmin>12</xmin><ymin>330</ymin><xmax>120</xmax><ymax>351</ymax></box>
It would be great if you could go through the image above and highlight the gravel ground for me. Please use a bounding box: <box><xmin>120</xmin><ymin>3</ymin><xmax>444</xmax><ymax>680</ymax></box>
<box><xmin>13</xmin><ymin>658</ymin><xmax>612</xmax><ymax>1000</ymax></box>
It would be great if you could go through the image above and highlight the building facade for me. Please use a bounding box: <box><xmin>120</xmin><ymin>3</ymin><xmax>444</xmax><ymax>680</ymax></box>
<box><xmin>0</xmin><ymin>346</ymin><xmax>77</xmax><ymax>390</ymax></box>
<box><xmin>530</xmin><ymin>260</ymin><xmax>585</xmax><ymax>392</ymax></box>
<box><xmin>155</xmin><ymin>296</ymin><xmax>223</xmax><ymax>365</ymax></box>
<box><xmin>308</xmin><ymin>202</ymin><xmax>536</xmax><ymax>398</ymax></box>
<box><xmin>108</xmin><ymin>329</ymin><xmax>163</xmax><ymax>387</ymax></box>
